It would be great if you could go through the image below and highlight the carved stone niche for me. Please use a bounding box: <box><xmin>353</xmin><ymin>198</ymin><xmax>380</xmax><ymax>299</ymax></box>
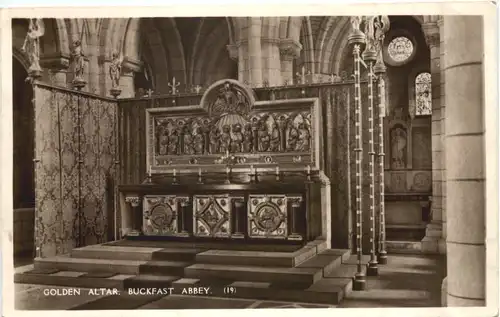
<box><xmin>146</xmin><ymin>79</ymin><xmax>321</xmax><ymax>174</ymax></box>
<box><xmin>385</xmin><ymin>120</ymin><xmax>410</xmax><ymax>170</ymax></box>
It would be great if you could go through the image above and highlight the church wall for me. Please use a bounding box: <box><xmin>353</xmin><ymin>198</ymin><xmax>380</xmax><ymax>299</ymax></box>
<box><xmin>382</xmin><ymin>17</ymin><xmax>433</xmax><ymax>242</ymax></box>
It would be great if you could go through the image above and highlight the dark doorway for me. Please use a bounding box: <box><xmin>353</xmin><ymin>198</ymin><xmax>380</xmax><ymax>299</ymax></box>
<box><xmin>13</xmin><ymin>57</ymin><xmax>35</xmax><ymax>209</ymax></box>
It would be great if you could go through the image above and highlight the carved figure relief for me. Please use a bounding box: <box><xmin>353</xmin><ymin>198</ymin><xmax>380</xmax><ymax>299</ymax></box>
<box><xmin>168</xmin><ymin>130</ymin><xmax>179</xmax><ymax>155</ymax></box>
<box><xmin>297</xmin><ymin>123</ymin><xmax>311</xmax><ymax>151</ymax></box>
<box><xmin>158</xmin><ymin>126</ymin><xmax>169</xmax><ymax>155</ymax></box>
<box><xmin>248</xmin><ymin>195</ymin><xmax>287</xmax><ymax>239</ymax></box>
<box><xmin>242</xmin><ymin>124</ymin><xmax>253</xmax><ymax>152</ymax></box>
<box><xmin>109</xmin><ymin>51</ymin><xmax>123</xmax><ymax>89</ymax></box>
<box><xmin>220</xmin><ymin>125</ymin><xmax>232</xmax><ymax>153</ymax></box>
<box><xmin>193</xmin><ymin>127</ymin><xmax>205</xmax><ymax>154</ymax></box>
<box><xmin>210</xmin><ymin>128</ymin><xmax>221</xmax><ymax>154</ymax></box>
<box><xmin>183</xmin><ymin>126</ymin><xmax>194</xmax><ymax>155</ymax></box>
<box><xmin>231</xmin><ymin>124</ymin><xmax>243</xmax><ymax>153</ymax></box>
<box><xmin>270</xmin><ymin>124</ymin><xmax>281</xmax><ymax>152</ymax></box>
<box><xmin>390</xmin><ymin>125</ymin><xmax>407</xmax><ymax>169</ymax></box>
<box><xmin>258</xmin><ymin>124</ymin><xmax>270</xmax><ymax>152</ymax></box>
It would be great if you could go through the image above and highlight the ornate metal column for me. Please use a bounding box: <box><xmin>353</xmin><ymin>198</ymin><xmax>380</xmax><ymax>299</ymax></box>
<box><xmin>348</xmin><ymin>16</ymin><xmax>366</xmax><ymax>291</ymax></box>
<box><xmin>348</xmin><ymin>15</ymin><xmax>390</xmax><ymax>289</ymax></box>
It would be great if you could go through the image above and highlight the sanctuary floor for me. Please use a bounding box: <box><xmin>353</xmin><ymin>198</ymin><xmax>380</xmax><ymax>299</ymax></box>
<box><xmin>13</xmin><ymin>253</ymin><xmax>445</xmax><ymax>309</ymax></box>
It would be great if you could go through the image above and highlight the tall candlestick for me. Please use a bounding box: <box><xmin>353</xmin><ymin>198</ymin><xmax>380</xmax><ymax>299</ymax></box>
<box><xmin>173</xmin><ymin>169</ymin><xmax>176</xmax><ymax>177</ymax></box>
<box><xmin>306</xmin><ymin>165</ymin><xmax>311</xmax><ymax>174</ymax></box>
<box><xmin>198</xmin><ymin>168</ymin><xmax>202</xmax><ymax>176</ymax></box>
<box><xmin>276</xmin><ymin>166</ymin><xmax>279</xmax><ymax>175</ymax></box>
<box><xmin>148</xmin><ymin>165</ymin><xmax>152</xmax><ymax>177</ymax></box>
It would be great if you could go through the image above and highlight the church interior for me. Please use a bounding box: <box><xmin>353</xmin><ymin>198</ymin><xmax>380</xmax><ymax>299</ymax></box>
<box><xmin>10</xmin><ymin>15</ymin><xmax>489</xmax><ymax>309</ymax></box>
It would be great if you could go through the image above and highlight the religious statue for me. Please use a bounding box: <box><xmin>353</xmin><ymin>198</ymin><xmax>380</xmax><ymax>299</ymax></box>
<box><xmin>258</xmin><ymin>124</ymin><xmax>270</xmax><ymax>152</ymax></box>
<box><xmin>167</xmin><ymin>130</ymin><xmax>179</xmax><ymax>155</ymax></box>
<box><xmin>193</xmin><ymin>127</ymin><xmax>205</xmax><ymax>154</ymax></box>
<box><xmin>158</xmin><ymin>126</ymin><xmax>169</xmax><ymax>155</ymax></box>
<box><xmin>183</xmin><ymin>127</ymin><xmax>194</xmax><ymax>155</ymax></box>
<box><xmin>209</xmin><ymin>128</ymin><xmax>221</xmax><ymax>154</ymax></box>
<box><xmin>296</xmin><ymin>123</ymin><xmax>311</xmax><ymax>151</ymax></box>
<box><xmin>109</xmin><ymin>51</ymin><xmax>123</xmax><ymax>89</ymax></box>
<box><xmin>219</xmin><ymin>125</ymin><xmax>232</xmax><ymax>153</ymax></box>
<box><xmin>71</xmin><ymin>40</ymin><xmax>85</xmax><ymax>83</ymax></box>
<box><xmin>391</xmin><ymin>127</ymin><xmax>407</xmax><ymax>169</ymax></box>
<box><xmin>21</xmin><ymin>18</ymin><xmax>45</xmax><ymax>76</ymax></box>
<box><xmin>270</xmin><ymin>124</ymin><xmax>280</xmax><ymax>152</ymax></box>
<box><xmin>242</xmin><ymin>124</ymin><xmax>253</xmax><ymax>152</ymax></box>
<box><xmin>230</xmin><ymin>124</ymin><xmax>243</xmax><ymax>153</ymax></box>
<box><xmin>287</xmin><ymin>125</ymin><xmax>299</xmax><ymax>151</ymax></box>
<box><xmin>350</xmin><ymin>16</ymin><xmax>363</xmax><ymax>32</ymax></box>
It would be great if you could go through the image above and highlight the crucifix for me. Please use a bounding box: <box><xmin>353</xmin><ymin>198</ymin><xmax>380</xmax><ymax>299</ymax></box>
<box><xmin>145</xmin><ymin>88</ymin><xmax>154</xmax><ymax>98</ymax></box>
<box><xmin>168</xmin><ymin>77</ymin><xmax>181</xmax><ymax>95</ymax></box>
<box><xmin>194</xmin><ymin>85</ymin><xmax>202</xmax><ymax>94</ymax></box>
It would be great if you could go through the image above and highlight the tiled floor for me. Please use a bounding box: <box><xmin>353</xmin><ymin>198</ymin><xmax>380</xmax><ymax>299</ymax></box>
<box><xmin>12</xmin><ymin>254</ymin><xmax>445</xmax><ymax>310</ymax></box>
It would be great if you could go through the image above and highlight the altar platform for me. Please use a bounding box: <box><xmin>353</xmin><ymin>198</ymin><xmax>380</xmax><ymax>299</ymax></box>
<box><xmin>15</xmin><ymin>239</ymin><xmax>366</xmax><ymax>305</ymax></box>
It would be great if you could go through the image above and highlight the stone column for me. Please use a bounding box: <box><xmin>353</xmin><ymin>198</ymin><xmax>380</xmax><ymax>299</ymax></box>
<box><xmin>444</xmin><ymin>15</ymin><xmax>485</xmax><ymax>306</ymax></box>
<box><xmin>40</xmin><ymin>54</ymin><xmax>70</xmax><ymax>87</ymax></box>
<box><xmin>279</xmin><ymin>38</ymin><xmax>301</xmax><ymax>85</ymax></box>
<box><xmin>421</xmin><ymin>18</ymin><xmax>446</xmax><ymax>254</ymax></box>
<box><xmin>261</xmin><ymin>39</ymin><xmax>281</xmax><ymax>86</ymax></box>
<box><xmin>438</xmin><ymin>17</ymin><xmax>447</xmax><ymax>242</ymax></box>
<box><xmin>247</xmin><ymin>17</ymin><xmax>263</xmax><ymax>87</ymax></box>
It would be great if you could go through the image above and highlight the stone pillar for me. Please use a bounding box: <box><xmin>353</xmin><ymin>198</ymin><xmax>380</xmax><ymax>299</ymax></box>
<box><xmin>444</xmin><ymin>15</ymin><xmax>485</xmax><ymax>306</ymax></box>
<box><xmin>279</xmin><ymin>38</ymin><xmax>301</xmax><ymax>85</ymax></box>
<box><xmin>421</xmin><ymin>18</ymin><xmax>446</xmax><ymax>254</ymax></box>
<box><xmin>261</xmin><ymin>39</ymin><xmax>281</xmax><ymax>86</ymax></box>
<box><xmin>40</xmin><ymin>54</ymin><xmax>70</xmax><ymax>87</ymax></box>
<box><xmin>438</xmin><ymin>17</ymin><xmax>447</xmax><ymax>242</ymax></box>
<box><xmin>247</xmin><ymin>17</ymin><xmax>263</xmax><ymax>87</ymax></box>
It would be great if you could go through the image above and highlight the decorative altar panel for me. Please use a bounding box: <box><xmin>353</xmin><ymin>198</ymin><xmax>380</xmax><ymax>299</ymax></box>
<box><xmin>33</xmin><ymin>83</ymin><xmax>117</xmax><ymax>257</ymax></box>
<box><xmin>145</xmin><ymin>79</ymin><xmax>320</xmax><ymax>173</ymax></box>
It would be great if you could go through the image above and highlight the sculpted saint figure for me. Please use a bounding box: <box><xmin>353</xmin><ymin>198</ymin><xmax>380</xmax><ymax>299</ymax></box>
<box><xmin>193</xmin><ymin>127</ymin><xmax>205</xmax><ymax>154</ymax></box>
<box><xmin>168</xmin><ymin>130</ymin><xmax>179</xmax><ymax>155</ymax></box>
<box><xmin>210</xmin><ymin>128</ymin><xmax>221</xmax><ymax>154</ymax></box>
<box><xmin>109</xmin><ymin>51</ymin><xmax>123</xmax><ymax>89</ymax></box>
<box><xmin>158</xmin><ymin>126</ymin><xmax>169</xmax><ymax>155</ymax></box>
<box><xmin>270</xmin><ymin>124</ymin><xmax>280</xmax><ymax>152</ymax></box>
<box><xmin>258</xmin><ymin>124</ymin><xmax>270</xmax><ymax>152</ymax></box>
<box><xmin>231</xmin><ymin>124</ymin><xmax>243</xmax><ymax>153</ymax></box>
<box><xmin>296</xmin><ymin>123</ymin><xmax>311</xmax><ymax>151</ymax></box>
<box><xmin>220</xmin><ymin>125</ymin><xmax>232</xmax><ymax>153</ymax></box>
<box><xmin>287</xmin><ymin>126</ymin><xmax>299</xmax><ymax>151</ymax></box>
<box><xmin>242</xmin><ymin>124</ymin><xmax>253</xmax><ymax>153</ymax></box>
<box><xmin>72</xmin><ymin>40</ymin><xmax>85</xmax><ymax>82</ymax></box>
<box><xmin>21</xmin><ymin>18</ymin><xmax>45</xmax><ymax>75</ymax></box>
<box><xmin>391</xmin><ymin>127</ymin><xmax>407</xmax><ymax>169</ymax></box>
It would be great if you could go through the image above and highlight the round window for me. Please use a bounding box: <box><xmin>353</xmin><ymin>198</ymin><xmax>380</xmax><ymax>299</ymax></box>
<box><xmin>387</xmin><ymin>36</ymin><xmax>414</xmax><ymax>64</ymax></box>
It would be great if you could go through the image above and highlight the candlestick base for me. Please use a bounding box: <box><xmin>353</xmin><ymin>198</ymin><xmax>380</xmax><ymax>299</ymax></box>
<box><xmin>353</xmin><ymin>273</ymin><xmax>366</xmax><ymax>291</ymax></box>
<box><xmin>366</xmin><ymin>260</ymin><xmax>379</xmax><ymax>276</ymax></box>
<box><xmin>142</xmin><ymin>176</ymin><xmax>154</xmax><ymax>184</ymax></box>
<box><xmin>377</xmin><ymin>251</ymin><xmax>388</xmax><ymax>264</ymax></box>
<box><xmin>197</xmin><ymin>176</ymin><xmax>204</xmax><ymax>184</ymax></box>
<box><xmin>172</xmin><ymin>177</ymin><xmax>179</xmax><ymax>185</ymax></box>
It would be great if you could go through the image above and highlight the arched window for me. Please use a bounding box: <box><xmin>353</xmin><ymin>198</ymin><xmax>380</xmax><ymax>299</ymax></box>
<box><xmin>415</xmin><ymin>72</ymin><xmax>432</xmax><ymax>116</ymax></box>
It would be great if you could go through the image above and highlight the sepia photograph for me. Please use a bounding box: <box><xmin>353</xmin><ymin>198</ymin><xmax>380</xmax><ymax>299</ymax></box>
<box><xmin>2</xmin><ymin>4</ymin><xmax>498</xmax><ymax>314</ymax></box>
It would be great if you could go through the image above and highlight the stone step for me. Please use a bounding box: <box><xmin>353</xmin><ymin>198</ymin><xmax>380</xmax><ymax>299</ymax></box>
<box><xmin>138</xmin><ymin>261</ymin><xmax>191</xmax><ymax>276</ymax></box>
<box><xmin>171</xmin><ymin>275</ymin><xmax>351</xmax><ymax>305</ymax></box>
<box><xmin>123</xmin><ymin>274</ymin><xmax>180</xmax><ymax>289</ymax></box>
<box><xmin>35</xmin><ymin>256</ymin><xmax>146</xmax><ymax>275</ymax></box>
<box><xmin>71</xmin><ymin>245</ymin><xmax>199</xmax><ymax>262</ymax></box>
<box><xmin>184</xmin><ymin>262</ymin><xmax>323</xmax><ymax>287</ymax></box>
<box><xmin>194</xmin><ymin>246</ymin><xmax>317</xmax><ymax>267</ymax></box>
<box><xmin>14</xmin><ymin>270</ymin><xmax>134</xmax><ymax>289</ymax></box>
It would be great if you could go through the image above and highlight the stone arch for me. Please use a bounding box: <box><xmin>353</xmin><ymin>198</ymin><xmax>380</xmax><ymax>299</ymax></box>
<box><xmin>315</xmin><ymin>16</ymin><xmax>350</xmax><ymax>75</ymax></box>
<box><xmin>298</xmin><ymin>17</ymin><xmax>315</xmax><ymax>70</ymax></box>
<box><xmin>191</xmin><ymin>17</ymin><xmax>236</xmax><ymax>87</ymax></box>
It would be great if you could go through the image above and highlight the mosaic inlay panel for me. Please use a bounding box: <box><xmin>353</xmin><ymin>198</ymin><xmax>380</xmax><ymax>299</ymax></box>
<box><xmin>193</xmin><ymin>195</ymin><xmax>231</xmax><ymax>237</ymax></box>
<box><xmin>143</xmin><ymin>195</ymin><xmax>178</xmax><ymax>235</ymax></box>
<box><xmin>248</xmin><ymin>195</ymin><xmax>288</xmax><ymax>239</ymax></box>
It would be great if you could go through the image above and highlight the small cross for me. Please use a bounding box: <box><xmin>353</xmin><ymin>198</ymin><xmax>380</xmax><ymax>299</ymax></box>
<box><xmin>194</xmin><ymin>85</ymin><xmax>202</xmax><ymax>94</ymax></box>
<box><xmin>168</xmin><ymin>77</ymin><xmax>181</xmax><ymax>95</ymax></box>
<box><xmin>145</xmin><ymin>88</ymin><xmax>154</xmax><ymax>98</ymax></box>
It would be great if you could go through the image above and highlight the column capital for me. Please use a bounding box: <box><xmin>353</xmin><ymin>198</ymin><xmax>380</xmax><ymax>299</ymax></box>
<box><xmin>422</xmin><ymin>22</ymin><xmax>441</xmax><ymax>48</ymax></box>
<box><xmin>40</xmin><ymin>53</ymin><xmax>70</xmax><ymax>70</ymax></box>
<box><xmin>226</xmin><ymin>43</ymin><xmax>239</xmax><ymax>61</ymax></box>
<box><xmin>279</xmin><ymin>38</ymin><xmax>302</xmax><ymax>60</ymax></box>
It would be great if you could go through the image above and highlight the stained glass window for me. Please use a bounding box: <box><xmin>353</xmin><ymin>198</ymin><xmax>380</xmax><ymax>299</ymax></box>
<box><xmin>387</xmin><ymin>37</ymin><xmax>414</xmax><ymax>63</ymax></box>
<box><xmin>415</xmin><ymin>72</ymin><xmax>432</xmax><ymax>116</ymax></box>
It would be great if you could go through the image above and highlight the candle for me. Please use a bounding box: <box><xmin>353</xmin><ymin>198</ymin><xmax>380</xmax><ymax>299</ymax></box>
<box><xmin>250</xmin><ymin>165</ymin><xmax>255</xmax><ymax>174</ymax></box>
<box><xmin>306</xmin><ymin>165</ymin><xmax>311</xmax><ymax>174</ymax></box>
<box><xmin>198</xmin><ymin>168</ymin><xmax>202</xmax><ymax>176</ymax></box>
<box><xmin>226</xmin><ymin>166</ymin><xmax>230</xmax><ymax>174</ymax></box>
<box><xmin>148</xmin><ymin>165</ymin><xmax>152</xmax><ymax>177</ymax></box>
<box><xmin>173</xmin><ymin>169</ymin><xmax>176</xmax><ymax>177</ymax></box>
<box><xmin>276</xmin><ymin>166</ymin><xmax>279</xmax><ymax>175</ymax></box>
